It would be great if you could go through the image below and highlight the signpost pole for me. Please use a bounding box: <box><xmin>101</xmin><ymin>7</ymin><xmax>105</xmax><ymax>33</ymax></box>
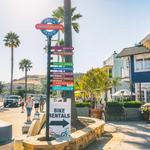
<box><xmin>46</xmin><ymin>36</ymin><xmax>51</xmax><ymax>140</ymax></box>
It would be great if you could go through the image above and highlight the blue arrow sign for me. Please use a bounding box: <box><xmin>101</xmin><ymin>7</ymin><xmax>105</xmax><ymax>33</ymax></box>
<box><xmin>50</xmin><ymin>67</ymin><xmax>73</xmax><ymax>71</ymax></box>
<box><xmin>51</xmin><ymin>86</ymin><xmax>74</xmax><ymax>91</ymax></box>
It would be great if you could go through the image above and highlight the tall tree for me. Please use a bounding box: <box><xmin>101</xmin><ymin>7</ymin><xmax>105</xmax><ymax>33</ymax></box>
<box><xmin>4</xmin><ymin>32</ymin><xmax>20</xmax><ymax>94</ymax></box>
<box><xmin>19</xmin><ymin>59</ymin><xmax>32</xmax><ymax>101</ymax></box>
<box><xmin>63</xmin><ymin>0</ymin><xmax>78</xmax><ymax>121</ymax></box>
<box><xmin>52</xmin><ymin>6</ymin><xmax>82</xmax><ymax>34</ymax></box>
<box><xmin>111</xmin><ymin>77</ymin><xmax>121</xmax><ymax>92</ymax></box>
<box><xmin>0</xmin><ymin>81</ymin><xmax>4</xmax><ymax>94</ymax></box>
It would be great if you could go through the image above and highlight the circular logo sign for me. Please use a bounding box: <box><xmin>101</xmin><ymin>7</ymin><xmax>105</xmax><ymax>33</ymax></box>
<box><xmin>35</xmin><ymin>18</ymin><xmax>63</xmax><ymax>37</ymax></box>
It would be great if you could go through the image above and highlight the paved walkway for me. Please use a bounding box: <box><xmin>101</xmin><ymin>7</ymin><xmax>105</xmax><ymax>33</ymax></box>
<box><xmin>0</xmin><ymin>102</ymin><xmax>35</xmax><ymax>137</ymax></box>
<box><xmin>86</xmin><ymin>121</ymin><xmax>150</xmax><ymax>150</ymax></box>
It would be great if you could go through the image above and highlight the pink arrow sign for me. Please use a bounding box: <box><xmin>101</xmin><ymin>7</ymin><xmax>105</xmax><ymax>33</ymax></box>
<box><xmin>51</xmin><ymin>46</ymin><xmax>74</xmax><ymax>51</ymax></box>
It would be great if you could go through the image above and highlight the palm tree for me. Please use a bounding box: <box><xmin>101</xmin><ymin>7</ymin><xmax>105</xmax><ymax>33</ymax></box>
<box><xmin>52</xmin><ymin>6</ymin><xmax>82</xmax><ymax>33</ymax></box>
<box><xmin>19</xmin><ymin>59</ymin><xmax>32</xmax><ymax>101</ymax></box>
<box><xmin>111</xmin><ymin>77</ymin><xmax>121</xmax><ymax>93</ymax></box>
<box><xmin>4</xmin><ymin>32</ymin><xmax>20</xmax><ymax>94</ymax></box>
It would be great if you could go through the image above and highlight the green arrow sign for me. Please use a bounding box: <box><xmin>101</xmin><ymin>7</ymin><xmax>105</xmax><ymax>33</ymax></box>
<box><xmin>51</xmin><ymin>62</ymin><xmax>73</xmax><ymax>66</ymax></box>
<box><xmin>51</xmin><ymin>86</ymin><xmax>74</xmax><ymax>91</ymax></box>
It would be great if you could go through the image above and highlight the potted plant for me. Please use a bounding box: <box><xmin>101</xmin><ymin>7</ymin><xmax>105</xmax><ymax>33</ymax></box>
<box><xmin>140</xmin><ymin>103</ymin><xmax>150</xmax><ymax>121</ymax></box>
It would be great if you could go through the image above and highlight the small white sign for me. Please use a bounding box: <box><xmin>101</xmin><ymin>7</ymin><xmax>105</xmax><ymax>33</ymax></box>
<box><xmin>49</xmin><ymin>97</ymin><xmax>71</xmax><ymax>137</ymax></box>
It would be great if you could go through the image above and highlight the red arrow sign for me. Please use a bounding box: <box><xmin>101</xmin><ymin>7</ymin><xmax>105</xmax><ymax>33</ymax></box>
<box><xmin>35</xmin><ymin>24</ymin><xmax>64</xmax><ymax>30</ymax></box>
<box><xmin>51</xmin><ymin>77</ymin><xmax>73</xmax><ymax>81</ymax></box>
<box><xmin>51</xmin><ymin>81</ymin><xmax>73</xmax><ymax>86</ymax></box>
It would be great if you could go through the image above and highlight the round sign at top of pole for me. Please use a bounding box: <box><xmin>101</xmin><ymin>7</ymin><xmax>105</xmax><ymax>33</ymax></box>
<box><xmin>35</xmin><ymin>18</ymin><xmax>63</xmax><ymax>37</ymax></box>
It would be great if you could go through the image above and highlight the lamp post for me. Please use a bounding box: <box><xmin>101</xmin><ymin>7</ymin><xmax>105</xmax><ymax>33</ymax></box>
<box><xmin>64</xmin><ymin>0</ymin><xmax>77</xmax><ymax>121</ymax></box>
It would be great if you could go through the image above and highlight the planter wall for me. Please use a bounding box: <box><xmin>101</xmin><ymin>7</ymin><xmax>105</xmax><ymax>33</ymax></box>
<box><xmin>124</xmin><ymin>107</ymin><xmax>141</xmax><ymax>120</ymax></box>
<box><xmin>76</xmin><ymin>107</ymin><xmax>90</xmax><ymax>117</ymax></box>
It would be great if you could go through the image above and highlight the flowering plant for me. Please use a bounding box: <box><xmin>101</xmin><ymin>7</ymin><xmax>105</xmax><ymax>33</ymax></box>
<box><xmin>140</xmin><ymin>103</ymin><xmax>150</xmax><ymax>114</ymax></box>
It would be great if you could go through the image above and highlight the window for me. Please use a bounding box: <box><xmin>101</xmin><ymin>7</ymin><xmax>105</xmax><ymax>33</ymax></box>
<box><xmin>144</xmin><ymin>58</ymin><xmax>150</xmax><ymax>70</ymax></box>
<box><xmin>136</xmin><ymin>59</ymin><xmax>143</xmax><ymax>71</ymax></box>
<box><xmin>135</xmin><ymin>54</ymin><xmax>150</xmax><ymax>71</ymax></box>
<box><xmin>147</xmin><ymin>91</ymin><xmax>150</xmax><ymax>102</ymax></box>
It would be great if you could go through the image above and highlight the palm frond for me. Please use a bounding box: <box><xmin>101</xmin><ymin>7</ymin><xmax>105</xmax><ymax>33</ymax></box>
<box><xmin>72</xmin><ymin>14</ymin><xmax>82</xmax><ymax>21</ymax></box>
<box><xmin>72</xmin><ymin>22</ymin><xmax>80</xmax><ymax>33</ymax></box>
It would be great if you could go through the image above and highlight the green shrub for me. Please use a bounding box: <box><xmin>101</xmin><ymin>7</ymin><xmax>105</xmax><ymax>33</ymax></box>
<box><xmin>76</xmin><ymin>102</ymin><xmax>91</xmax><ymax>107</ymax></box>
<box><xmin>124</xmin><ymin>101</ymin><xmax>142</xmax><ymax>108</ymax></box>
<box><xmin>106</xmin><ymin>101</ymin><xmax>122</xmax><ymax>107</ymax></box>
<box><xmin>107</xmin><ymin>101</ymin><xmax>142</xmax><ymax>108</ymax></box>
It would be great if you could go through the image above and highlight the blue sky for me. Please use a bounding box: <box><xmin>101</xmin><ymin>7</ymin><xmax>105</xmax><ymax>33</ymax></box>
<box><xmin>0</xmin><ymin>0</ymin><xmax>150</xmax><ymax>82</ymax></box>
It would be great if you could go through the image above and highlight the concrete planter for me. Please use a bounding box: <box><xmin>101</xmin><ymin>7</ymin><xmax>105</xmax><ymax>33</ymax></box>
<box><xmin>23</xmin><ymin>117</ymin><xmax>105</xmax><ymax>150</ymax></box>
<box><xmin>124</xmin><ymin>107</ymin><xmax>141</xmax><ymax>120</ymax></box>
<box><xmin>76</xmin><ymin>107</ymin><xmax>90</xmax><ymax>117</ymax></box>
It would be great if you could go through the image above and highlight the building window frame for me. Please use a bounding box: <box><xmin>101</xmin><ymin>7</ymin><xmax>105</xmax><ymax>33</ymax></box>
<box><xmin>134</xmin><ymin>53</ymin><xmax>150</xmax><ymax>72</ymax></box>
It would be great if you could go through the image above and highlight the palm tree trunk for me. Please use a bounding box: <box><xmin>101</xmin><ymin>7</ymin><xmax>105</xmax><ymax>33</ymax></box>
<box><xmin>64</xmin><ymin>0</ymin><xmax>77</xmax><ymax>121</ymax></box>
<box><xmin>25</xmin><ymin>68</ymin><xmax>27</xmax><ymax>101</ymax></box>
<box><xmin>10</xmin><ymin>46</ymin><xmax>14</xmax><ymax>94</ymax></box>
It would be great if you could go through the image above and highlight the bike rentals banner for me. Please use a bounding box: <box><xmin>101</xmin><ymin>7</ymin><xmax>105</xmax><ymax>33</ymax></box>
<box><xmin>49</xmin><ymin>97</ymin><xmax>71</xmax><ymax>137</ymax></box>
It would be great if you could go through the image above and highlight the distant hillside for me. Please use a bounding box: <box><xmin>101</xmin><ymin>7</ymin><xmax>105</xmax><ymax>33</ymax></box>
<box><xmin>12</xmin><ymin>73</ymin><xmax>84</xmax><ymax>85</ymax></box>
<box><xmin>13</xmin><ymin>75</ymin><xmax>45</xmax><ymax>86</ymax></box>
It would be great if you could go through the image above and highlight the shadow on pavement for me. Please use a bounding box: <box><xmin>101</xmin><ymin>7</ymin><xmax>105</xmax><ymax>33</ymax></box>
<box><xmin>85</xmin><ymin>132</ymin><xmax>112</xmax><ymax>150</ymax></box>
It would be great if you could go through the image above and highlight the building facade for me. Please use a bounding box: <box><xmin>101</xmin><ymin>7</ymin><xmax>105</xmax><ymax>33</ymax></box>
<box><xmin>118</xmin><ymin>35</ymin><xmax>150</xmax><ymax>103</ymax></box>
<box><xmin>103</xmin><ymin>51</ymin><xmax>130</xmax><ymax>100</ymax></box>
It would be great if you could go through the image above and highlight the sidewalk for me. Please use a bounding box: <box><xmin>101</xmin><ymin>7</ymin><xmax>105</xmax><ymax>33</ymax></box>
<box><xmin>0</xmin><ymin>105</ymin><xmax>36</xmax><ymax>138</ymax></box>
<box><xmin>86</xmin><ymin>121</ymin><xmax>150</xmax><ymax>150</ymax></box>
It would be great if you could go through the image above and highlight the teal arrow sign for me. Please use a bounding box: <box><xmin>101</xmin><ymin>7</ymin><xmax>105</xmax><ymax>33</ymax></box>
<box><xmin>51</xmin><ymin>86</ymin><xmax>74</xmax><ymax>91</ymax></box>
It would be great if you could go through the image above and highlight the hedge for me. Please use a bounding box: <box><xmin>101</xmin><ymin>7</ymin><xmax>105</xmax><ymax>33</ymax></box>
<box><xmin>76</xmin><ymin>102</ymin><xmax>91</xmax><ymax>107</ymax></box>
<box><xmin>124</xmin><ymin>101</ymin><xmax>142</xmax><ymax>108</ymax></box>
<box><xmin>107</xmin><ymin>101</ymin><xmax>142</xmax><ymax>108</ymax></box>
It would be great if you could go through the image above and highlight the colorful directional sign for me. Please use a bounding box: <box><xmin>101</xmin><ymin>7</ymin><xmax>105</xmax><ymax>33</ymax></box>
<box><xmin>49</xmin><ymin>98</ymin><xmax>71</xmax><ymax>136</ymax></box>
<box><xmin>35</xmin><ymin>24</ymin><xmax>64</xmax><ymax>30</ymax></box>
<box><xmin>51</xmin><ymin>86</ymin><xmax>74</xmax><ymax>91</ymax></box>
<box><xmin>51</xmin><ymin>81</ymin><xmax>73</xmax><ymax>86</ymax></box>
<box><xmin>51</xmin><ymin>46</ymin><xmax>74</xmax><ymax>51</ymax></box>
<box><xmin>50</xmin><ymin>74</ymin><xmax>73</xmax><ymax>78</ymax></box>
<box><xmin>51</xmin><ymin>62</ymin><xmax>73</xmax><ymax>67</ymax></box>
<box><xmin>35</xmin><ymin>18</ymin><xmax>62</xmax><ymax>37</ymax></box>
<box><xmin>50</xmin><ymin>72</ymin><xmax>73</xmax><ymax>76</ymax></box>
<box><xmin>50</xmin><ymin>77</ymin><xmax>73</xmax><ymax>81</ymax></box>
<box><xmin>50</xmin><ymin>67</ymin><xmax>73</xmax><ymax>71</ymax></box>
<box><xmin>51</xmin><ymin>52</ymin><xmax>73</xmax><ymax>56</ymax></box>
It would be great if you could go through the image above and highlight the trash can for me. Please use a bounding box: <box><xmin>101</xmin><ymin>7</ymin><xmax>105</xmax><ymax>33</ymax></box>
<box><xmin>0</xmin><ymin>120</ymin><xmax>14</xmax><ymax>150</ymax></box>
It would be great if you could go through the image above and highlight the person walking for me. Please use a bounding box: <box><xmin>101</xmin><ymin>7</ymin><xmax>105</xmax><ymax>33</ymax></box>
<box><xmin>33</xmin><ymin>96</ymin><xmax>40</xmax><ymax>119</ymax></box>
<box><xmin>25</xmin><ymin>96</ymin><xmax>33</xmax><ymax>123</ymax></box>
<box><xmin>40</xmin><ymin>96</ymin><xmax>45</xmax><ymax>112</ymax></box>
<box><xmin>21</xmin><ymin>98</ymin><xmax>25</xmax><ymax>113</ymax></box>
<box><xmin>99</xmin><ymin>101</ymin><xmax>105</xmax><ymax>121</ymax></box>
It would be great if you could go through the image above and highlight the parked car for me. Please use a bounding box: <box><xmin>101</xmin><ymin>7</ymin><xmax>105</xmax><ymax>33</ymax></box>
<box><xmin>4</xmin><ymin>95</ymin><xmax>22</xmax><ymax>107</ymax></box>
